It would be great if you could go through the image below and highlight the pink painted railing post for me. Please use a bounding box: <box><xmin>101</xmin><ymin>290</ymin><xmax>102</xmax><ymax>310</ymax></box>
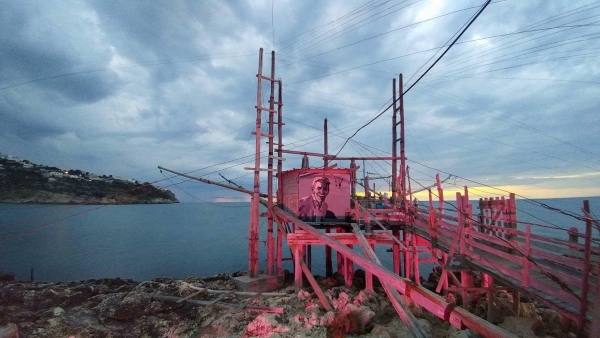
<box><xmin>522</xmin><ymin>225</ymin><xmax>531</xmax><ymax>288</ymax></box>
<box><xmin>577</xmin><ymin>200</ymin><xmax>593</xmax><ymax>335</ymax></box>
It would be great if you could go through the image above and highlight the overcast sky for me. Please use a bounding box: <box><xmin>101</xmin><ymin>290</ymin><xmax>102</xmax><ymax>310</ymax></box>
<box><xmin>1</xmin><ymin>0</ymin><xmax>599</xmax><ymax>202</ymax></box>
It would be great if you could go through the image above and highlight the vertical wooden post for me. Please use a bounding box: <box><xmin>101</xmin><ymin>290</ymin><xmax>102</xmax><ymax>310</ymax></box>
<box><xmin>392</xmin><ymin>78</ymin><xmax>398</xmax><ymax>202</ymax></box>
<box><xmin>457</xmin><ymin>192</ymin><xmax>469</xmax><ymax>305</ymax></box>
<box><xmin>523</xmin><ymin>225</ymin><xmax>531</xmax><ymax>287</ymax></box>
<box><xmin>266</xmin><ymin>51</ymin><xmax>276</xmax><ymax>276</ymax></box>
<box><xmin>325</xmin><ymin>229</ymin><xmax>332</xmax><ymax>277</ymax></box>
<box><xmin>277</xmin><ymin>228</ymin><xmax>283</xmax><ymax>275</ymax></box>
<box><xmin>350</xmin><ymin>159</ymin><xmax>356</xmax><ymax>203</ymax></box>
<box><xmin>365</xmin><ymin>176</ymin><xmax>370</xmax><ymax>209</ymax></box>
<box><xmin>478</xmin><ymin>198</ymin><xmax>485</xmax><ymax>233</ymax></box>
<box><xmin>337</xmin><ymin>228</ymin><xmax>344</xmax><ymax>275</ymax></box>
<box><xmin>324</xmin><ymin>118</ymin><xmax>328</xmax><ymax>168</ymax></box>
<box><xmin>307</xmin><ymin>245</ymin><xmax>312</xmax><ymax>271</ymax></box>
<box><xmin>249</xmin><ymin>48</ymin><xmax>263</xmax><ymax>278</ymax></box>
<box><xmin>393</xmin><ymin>229</ymin><xmax>401</xmax><ymax>275</ymax></box>
<box><xmin>578</xmin><ymin>200</ymin><xmax>592</xmax><ymax>335</ymax></box>
<box><xmin>405</xmin><ymin>231</ymin><xmax>412</xmax><ymax>280</ymax></box>
<box><xmin>294</xmin><ymin>245</ymin><xmax>304</xmax><ymax>291</ymax></box>
<box><xmin>345</xmin><ymin>253</ymin><xmax>354</xmax><ymax>287</ymax></box>
<box><xmin>399</xmin><ymin>74</ymin><xmax>406</xmax><ymax>207</ymax></box>
<box><xmin>412</xmin><ymin>233</ymin><xmax>420</xmax><ymax>285</ymax></box>
<box><xmin>364</xmin><ymin>176</ymin><xmax>371</xmax><ymax>233</ymax></box>
<box><xmin>366</xmin><ymin>244</ymin><xmax>375</xmax><ymax>291</ymax></box>
<box><xmin>276</xmin><ymin>80</ymin><xmax>283</xmax><ymax>274</ymax></box>
<box><xmin>436</xmin><ymin>173</ymin><xmax>444</xmax><ymax>214</ymax></box>
<box><xmin>483</xmin><ymin>274</ymin><xmax>495</xmax><ymax>321</ymax></box>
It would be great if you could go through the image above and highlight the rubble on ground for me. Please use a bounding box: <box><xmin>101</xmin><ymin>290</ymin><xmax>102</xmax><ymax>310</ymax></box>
<box><xmin>0</xmin><ymin>270</ymin><xmax>573</xmax><ymax>337</ymax></box>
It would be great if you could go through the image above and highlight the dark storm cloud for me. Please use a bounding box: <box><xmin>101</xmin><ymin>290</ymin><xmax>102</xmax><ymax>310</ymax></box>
<box><xmin>0</xmin><ymin>0</ymin><xmax>598</xmax><ymax>201</ymax></box>
<box><xmin>0</xmin><ymin>1</ymin><xmax>120</xmax><ymax>103</ymax></box>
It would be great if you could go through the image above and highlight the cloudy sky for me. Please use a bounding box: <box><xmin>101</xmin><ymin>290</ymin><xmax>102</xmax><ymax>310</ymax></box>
<box><xmin>1</xmin><ymin>0</ymin><xmax>599</xmax><ymax>202</ymax></box>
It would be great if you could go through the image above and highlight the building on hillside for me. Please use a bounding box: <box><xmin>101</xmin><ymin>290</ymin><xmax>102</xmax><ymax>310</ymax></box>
<box><xmin>22</xmin><ymin>163</ymin><xmax>33</xmax><ymax>169</ymax></box>
<box><xmin>9</xmin><ymin>157</ymin><xmax>24</xmax><ymax>163</ymax></box>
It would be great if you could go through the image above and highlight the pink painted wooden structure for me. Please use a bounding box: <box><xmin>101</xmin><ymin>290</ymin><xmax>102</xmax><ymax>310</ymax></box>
<box><xmin>180</xmin><ymin>49</ymin><xmax>600</xmax><ymax>337</ymax></box>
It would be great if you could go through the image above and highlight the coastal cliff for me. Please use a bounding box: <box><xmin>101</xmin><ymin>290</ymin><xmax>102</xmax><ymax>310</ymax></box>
<box><xmin>0</xmin><ymin>155</ymin><xmax>178</xmax><ymax>204</ymax></box>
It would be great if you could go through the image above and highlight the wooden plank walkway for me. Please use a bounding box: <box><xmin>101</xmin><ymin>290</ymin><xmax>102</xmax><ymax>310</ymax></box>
<box><xmin>409</xmin><ymin>209</ymin><xmax>598</xmax><ymax>325</ymax></box>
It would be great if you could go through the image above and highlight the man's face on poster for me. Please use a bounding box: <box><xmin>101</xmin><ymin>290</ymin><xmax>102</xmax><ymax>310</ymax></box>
<box><xmin>312</xmin><ymin>181</ymin><xmax>330</xmax><ymax>203</ymax></box>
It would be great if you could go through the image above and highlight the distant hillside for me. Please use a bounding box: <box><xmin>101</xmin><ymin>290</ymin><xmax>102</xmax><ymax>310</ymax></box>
<box><xmin>0</xmin><ymin>154</ymin><xmax>178</xmax><ymax>204</ymax></box>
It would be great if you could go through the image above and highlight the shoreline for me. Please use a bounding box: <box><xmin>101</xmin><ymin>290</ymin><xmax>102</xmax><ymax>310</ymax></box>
<box><xmin>0</xmin><ymin>201</ymin><xmax>180</xmax><ymax>205</ymax></box>
<box><xmin>0</xmin><ymin>271</ymin><xmax>572</xmax><ymax>338</ymax></box>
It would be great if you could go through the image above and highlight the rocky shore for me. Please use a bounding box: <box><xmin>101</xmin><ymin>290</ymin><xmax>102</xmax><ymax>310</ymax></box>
<box><xmin>0</xmin><ymin>271</ymin><xmax>573</xmax><ymax>338</ymax></box>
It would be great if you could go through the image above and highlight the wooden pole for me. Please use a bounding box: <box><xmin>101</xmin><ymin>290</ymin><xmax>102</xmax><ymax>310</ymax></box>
<box><xmin>578</xmin><ymin>200</ymin><xmax>592</xmax><ymax>335</ymax></box>
<box><xmin>337</xmin><ymin>228</ymin><xmax>344</xmax><ymax>275</ymax></box>
<box><xmin>266</xmin><ymin>50</ymin><xmax>276</xmax><ymax>276</ymax></box>
<box><xmin>436</xmin><ymin>173</ymin><xmax>444</xmax><ymax>215</ymax></box>
<box><xmin>345</xmin><ymin>246</ymin><xmax>354</xmax><ymax>287</ymax></box>
<box><xmin>324</xmin><ymin>118</ymin><xmax>328</xmax><ymax>168</ymax></box>
<box><xmin>399</xmin><ymin>74</ymin><xmax>406</xmax><ymax>205</ymax></box>
<box><xmin>393</xmin><ymin>229</ymin><xmax>401</xmax><ymax>275</ymax></box>
<box><xmin>249</xmin><ymin>48</ymin><xmax>263</xmax><ymax>278</ymax></box>
<box><xmin>307</xmin><ymin>244</ymin><xmax>312</xmax><ymax>271</ymax></box>
<box><xmin>276</xmin><ymin>80</ymin><xmax>284</xmax><ymax>275</ymax></box>
<box><xmin>392</xmin><ymin>77</ymin><xmax>398</xmax><ymax>202</ymax></box>
<box><xmin>294</xmin><ymin>245</ymin><xmax>304</xmax><ymax>291</ymax></box>
<box><xmin>325</xmin><ymin>229</ymin><xmax>332</xmax><ymax>277</ymax></box>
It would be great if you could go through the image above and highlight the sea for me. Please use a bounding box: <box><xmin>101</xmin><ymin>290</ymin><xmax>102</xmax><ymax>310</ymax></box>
<box><xmin>0</xmin><ymin>197</ymin><xmax>598</xmax><ymax>282</ymax></box>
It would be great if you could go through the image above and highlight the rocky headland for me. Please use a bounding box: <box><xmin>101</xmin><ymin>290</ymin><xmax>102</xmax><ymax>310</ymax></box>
<box><xmin>0</xmin><ymin>271</ymin><xmax>573</xmax><ymax>338</ymax></box>
<box><xmin>0</xmin><ymin>155</ymin><xmax>178</xmax><ymax>204</ymax></box>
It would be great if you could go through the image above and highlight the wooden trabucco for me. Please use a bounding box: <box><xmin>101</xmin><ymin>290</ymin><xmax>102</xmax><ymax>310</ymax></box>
<box><xmin>163</xmin><ymin>49</ymin><xmax>599</xmax><ymax>337</ymax></box>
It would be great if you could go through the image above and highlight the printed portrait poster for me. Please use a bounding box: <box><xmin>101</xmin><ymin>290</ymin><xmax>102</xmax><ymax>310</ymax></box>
<box><xmin>297</xmin><ymin>171</ymin><xmax>350</xmax><ymax>222</ymax></box>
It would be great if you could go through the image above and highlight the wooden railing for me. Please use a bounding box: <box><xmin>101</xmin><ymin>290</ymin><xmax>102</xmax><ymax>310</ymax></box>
<box><xmin>412</xmin><ymin>193</ymin><xmax>599</xmax><ymax>326</ymax></box>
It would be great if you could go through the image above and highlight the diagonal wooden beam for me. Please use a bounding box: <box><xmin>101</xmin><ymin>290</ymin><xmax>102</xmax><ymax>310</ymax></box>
<box><xmin>300</xmin><ymin>259</ymin><xmax>334</xmax><ymax>312</ymax></box>
<box><xmin>271</xmin><ymin>210</ymin><xmax>333</xmax><ymax>312</ymax></box>
<box><xmin>351</xmin><ymin>223</ymin><xmax>427</xmax><ymax>338</ymax></box>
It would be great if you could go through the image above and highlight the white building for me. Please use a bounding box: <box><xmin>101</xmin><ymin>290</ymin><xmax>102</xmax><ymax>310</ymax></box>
<box><xmin>46</xmin><ymin>172</ymin><xmax>64</xmax><ymax>178</ymax></box>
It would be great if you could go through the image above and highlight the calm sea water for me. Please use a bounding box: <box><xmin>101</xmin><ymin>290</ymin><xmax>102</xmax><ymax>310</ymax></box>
<box><xmin>0</xmin><ymin>197</ymin><xmax>598</xmax><ymax>282</ymax></box>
